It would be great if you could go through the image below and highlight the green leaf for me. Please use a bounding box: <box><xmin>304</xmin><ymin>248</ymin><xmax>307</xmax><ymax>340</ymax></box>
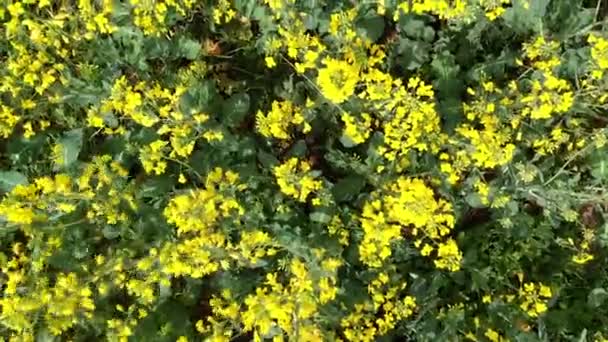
<box><xmin>258</xmin><ymin>150</ymin><xmax>279</xmax><ymax>168</ymax></box>
<box><xmin>100</xmin><ymin>136</ymin><xmax>129</xmax><ymax>160</ymax></box>
<box><xmin>591</xmin><ymin>159</ymin><xmax>608</xmax><ymax>180</ymax></box>
<box><xmin>528</xmin><ymin>0</ymin><xmax>550</xmax><ymax>18</ymax></box>
<box><xmin>559</xmin><ymin>48</ymin><xmax>586</xmax><ymax>80</ymax></box>
<box><xmin>178</xmin><ymin>37</ymin><xmax>201</xmax><ymax>60</ymax></box>
<box><xmin>102</xmin><ymin>225</ymin><xmax>121</xmax><ymax>239</ymax></box>
<box><xmin>131</xmin><ymin>127</ymin><xmax>159</xmax><ymax>145</ymax></box>
<box><xmin>339</xmin><ymin>134</ymin><xmax>357</xmax><ymax>148</ymax></box>
<box><xmin>0</xmin><ymin>170</ymin><xmax>27</xmax><ymax>192</ymax></box>
<box><xmin>357</xmin><ymin>14</ymin><xmax>385</xmax><ymax>42</ymax></box>
<box><xmin>470</xmin><ymin>268</ymin><xmax>489</xmax><ymax>291</ymax></box>
<box><xmin>36</xmin><ymin>327</ymin><xmax>56</xmax><ymax>342</ymax></box>
<box><xmin>140</xmin><ymin>176</ymin><xmax>176</xmax><ymax>199</ymax></box>
<box><xmin>589</xmin><ymin>147</ymin><xmax>608</xmax><ymax>181</ymax></box>
<box><xmin>7</xmin><ymin>135</ymin><xmax>48</xmax><ymax>166</ymax></box>
<box><xmin>577</xmin><ymin>329</ymin><xmax>588</xmax><ymax>342</ymax></box>
<box><xmin>303</xmin><ymin>9</ymin><xmax>323</xmax><ymax>30</ymax></box>
<box><xmin>437</xmin><ymin>97</ymin><xmax>463</xmax><ymax>134</ymax></box>
<box><xmin>310</xmin><ymin>211</ymin><xmax>331</xmax><ymax>224</ymax></box>
<box><xmin>332</xmin><ymin>175</ymin><xmax>366</xmax><ymax>203</ymax></box>
<box><xmin>159</xmin><ymin>280</ymin><xmax>172</xmax><ymax>300</ymax></box>
<box><xmin>503</xmin><ymin>0</ymin><xmax>549</xmax><ymax>33</ymax></box>
<box><xmin>465</xmin><ymin>193</ymin><xmax>485</xmax><ymax>208</ymax></box>
<box><xmin>588</xmin><ymin>288</ymin><xmax>608</xmax><ymax>308</ymax></box>
<box><xmin>286</xmin><ymin>140</ymin><xmax>308</xmax><ymax>158</ymax></box>
<box><xmin>181</xmin><ymin>80</ymin><xmax>217</xmax><ymax>113</ymax></box>
<box><xmin>222</xmin><ymin>92</ymin><xmax>250</xmax><ymax>127</ymax></box>
<box><xmin>397</xmin><ymin>39</ymin><xmax>431</xmax><ymax>70</ymax></box>
<box><xmin>431</xmin><ymin>53</ymin><xmax>463</xmax><ymax>99</ymax></box>
<box><xmin>55</xmin><ymin>128</ymin><xmax>83</xmax><ymax>170</ymax></box>
<box><xmin>399</xmin><ymin>15</ymin><xmax>426</xmax><ymax>38</ymax></box>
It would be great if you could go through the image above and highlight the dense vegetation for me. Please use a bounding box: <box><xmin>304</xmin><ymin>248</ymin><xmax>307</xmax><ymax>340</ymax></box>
<box><xmin>1</xmin><ymin>0</ymin><xmax>608</xmax><ymax>341</ymax></box>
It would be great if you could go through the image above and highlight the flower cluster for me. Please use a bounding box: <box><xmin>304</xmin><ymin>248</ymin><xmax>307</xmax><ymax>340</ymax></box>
<box><xmin>341</xmin><ymin>270</ymin><xmax>417</xmax><ymax>342</ymax></box>
<box><xmin>518</xmin><ymin>282</ymin><xmax>553</xmax><ymax>318</ymax></box>
<box><xmin>359</xmin><ymin>177</ymin><xmax>461</xmax><ymax>270</ymax></box>
<box><xmin>273</xmin><ymin>158</ymin><xmax>323</xmax><ymax>203</ymax></box>
<box><xmin>317</xmin><ymin>58</ymin><xmax>360</xmax><ymax>104</ymax></box>
<box><xmin>256</xmin><ymin>99</ymin><xmax>311</xmax><ymax>139</ymax></box>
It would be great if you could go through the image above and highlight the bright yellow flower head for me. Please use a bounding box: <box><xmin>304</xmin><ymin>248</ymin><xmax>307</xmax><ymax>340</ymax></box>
<box><xmin>316</xmin><ymin>57</ymin><xmax>359</xmax><ymax>104</ymax></box>
<box><xmin>273</xmin><ymin>158</ymin><xmax>322</xmax><ymax>202</ymax></box>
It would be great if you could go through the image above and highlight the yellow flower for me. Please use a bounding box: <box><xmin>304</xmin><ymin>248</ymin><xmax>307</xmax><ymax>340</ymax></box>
<box><xmin>342</xmin><ymin>271</ymin><xmax>416</xmax><ymax>341</ymax></box>
<box><xmin>359</xmin><ymin>177</ymin><xmax>458</xmax><ymax>268</ymax></box>
<box><xmin>140</xmin><ymin>140</ymin><xmax>168</xmax><ymax>175</ymax></box>
<box><xmin>572</xmin><ymin>252</ymin><xmax>594</xmax><ymax>264</ymax></box>
<box><xmin>420</xmin><ymin>244</ymin><xmax>433</xmax><ymax>256</ymax></box>
<box><xmin>273</xmin><ymin>158</ymin><xmax>322</xmax><ymax>202</ymax></box>
<box><xmin>484</xmin><ymin>328</ymin><xmax>506</xmax><ymax>342</ymax></box>
<box><xmin>434</xmin><ymin>239</ymin><xmax>463</xmax><ymax>272</ymax></box>
<box><xmin>589</xmin><ymin>33</ymin><xmax>608</xmax><ymax>70</ymax></box>
<box><xmin>481</xmin><ymin>0</ymin><xmax>510</xmax><ymax>21</ymax></box>
<box><xmin>23</xmin><ymin>121</ymin><xmax>35</xmax><ymax>139</ymax></box>
<box><xmin>519</xmin><ymin>282</ymin><xmax>552</xmax><ymax>317</ymax></box>
<box><xmin>256</xmin><ymin>100</ymin><xmax>309</xmax><ymax>139</ymax></box>
<box><xmin>265</xmin><ymin>56</ymin><xmax>277</xmax><ymax>68</ymax></box>
<box><xmin>51</xmin><ymin>143</ymin><xmax>65</xmax><ymax>168</ymax></box>
<box><xmin>396</xmin><ymin>0</ymin><xmax>467</xmax><ymax>20</ymax></box>
<box><xmin>316</xmin><ymin>57</ymin><xmax>359</xmax><ymax>104</ymax></box>
<box><xmin>0</xmin><ymin>105</ymin><xmax>19</xmax><ymax>138</ymax></box>
<box><xmin>519</xmin><ymin>74</ymin><xmax>574</xmax><ymax>120</ymax></box>
<box><xmin>341</xmin><ymin>112</ymin><xmax>373</xmax><ymax>145</ymax></box>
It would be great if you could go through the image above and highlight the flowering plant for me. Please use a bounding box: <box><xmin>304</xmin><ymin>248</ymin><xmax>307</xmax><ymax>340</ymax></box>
<box><xmin>1</xmin><ymin>0</ymin><xmax>608</xmax><ymax>341</ymax></box>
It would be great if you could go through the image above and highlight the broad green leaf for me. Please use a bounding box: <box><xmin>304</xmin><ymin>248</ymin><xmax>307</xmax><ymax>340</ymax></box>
<box><xmin>159</xmin><ymin>280</ymin><xmax>172</xmax><ymax>300</ymax></box>
<box><xmin>588</xmin><ymin>288</ymin><xmax>608</xmax><ymax>308</ymax></box>
<box><xmin>437</xmin><ymin>97</ymin><xmax>463</xmax><ymax>134</ymax></box>
<box><xmin>339</xmin><ymin>134</ymin><xmax>357</xmax><ymax>148</ymax></box>
<box><xmin>178</xmin><ymin>37</ymin><xmax>201</xmax><ymax>60</ymax></box>
<box><xmin>7</xmin><ymin>134</ymin><xmax>48</xmax><ymax>166</ymax></box>
<box><xmin>222</xmin><ymin>92</ymin><xmax>250</xmax><ymax>127</ymax></box>
<box><xmin>503</xmin><ymin>0</ymin><xmax>550</xmax><ymax>33</ymax></box>
<box><xmin>181</xmin><ymin>80</ymin><xmax>217</xmax><ymax>113</ymax></box>
<box><xmin>357</xmin><ymin>14</ymin><xmax>385</xmax><ymax>42</ymax></box>
<box><xmin>589</xmin><ymin>147</ymin><xmax>608</xmax><ymax>181</ymax></box>
<box><xmin>0</xmin><ymin>170</ymin><xmax>27</xmax><ymax>192</ymax></box>
<box><xmin>140</xmin><ymin>176</ymin><xmax>176</xmax><ymax>199</ymax></box>
<box><xmin>399</xmin><ymin>15</ymin><xmax>426</xmax><ymax>38</ymax></box>
<box><xmin>102</xmin><ymin>225</ymin><xmax>121</xmax><ymax>239</ymax></box>
<box><xmin>35</xmin><ymin>327</ymin><xmax>56</xmax><ymax>342</ymax></box>
<box><xmin>258</xmin><ymin>150</ymin><xmax>279</xmax><ymax>168</ymax></box>
<box><xmin>332</xmin><ymin>175</ymin><xmax>366</xmax><ymax>203</ymax></box>
<box><xmin>528</xmin><ymin>0</ymin><xmax>550</xmax><ymax>18</ymax></box>
<box><xmin>465</xmin><ymin>193</ymin><xmax>485</xmax><ymax>208</ymax></box>
<box><xmin>470</xmin><ymin>268</ymin><xmax>489</xmax><ymax>291</ymax></box>
<box><xmin>397</xmin><ymin>39</ymin><xmax>431</xmax><ymax>70</ymax></box>
<box><xmin>286</xmin><ymin>140</ymin><xmax>308</xmax><ymax>158</ymax></box>
<box><xmin>310</xmin><ymin>211</ymin><xmax>331</xmax><ymax>224</ymax></box>
<box><xmin>55</xmin><ymin>128</ymin><xmax>83</xmax><ymax>169</ymax></box>
<box><xmin>303</xmin><ymin>10</ymin><xmax>320</xmax><ymax>30</ymax></box>
<box><xmin>431</xmin><ymin>53</ymin><xmax>463</xmax><ymax>99</ymax></box>
<box><xmin>131</xmin><ymin>127</ymin><xmax>159</xmax><ymax>145</ymax></box>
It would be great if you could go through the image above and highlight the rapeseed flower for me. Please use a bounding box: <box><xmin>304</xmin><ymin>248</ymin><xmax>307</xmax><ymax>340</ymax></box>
<box><xmin>273</xmin><ymin>158</ymin><xmax>322</xmax><ymax>202</ymax></box>
<box><xmin>317</xmin><ymin>57</ymin><xmax>359</xmax><ymax>104</ymax></box>
<box><xmin>256</xmin><ymin>100</ymin><xmax>310</xmax><ymax>139</ymax></box>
